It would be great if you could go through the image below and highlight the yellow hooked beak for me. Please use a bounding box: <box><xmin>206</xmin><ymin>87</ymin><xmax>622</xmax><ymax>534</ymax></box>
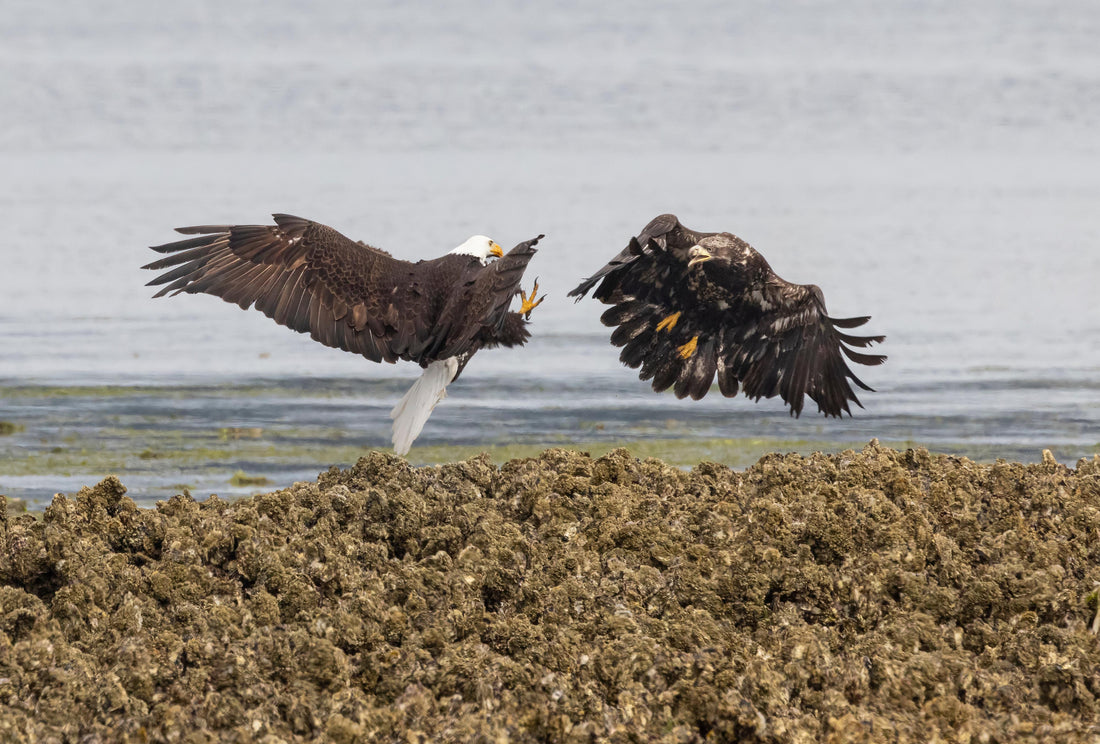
<box><xmin>490</xmin><ymin>243</ymin><xmax>504</xmax><ymax>258</ymax></box>
<box><xmin>687</xmin><ymin>246</ymin><xmax>712</xmax><ymax>268</ymax></box>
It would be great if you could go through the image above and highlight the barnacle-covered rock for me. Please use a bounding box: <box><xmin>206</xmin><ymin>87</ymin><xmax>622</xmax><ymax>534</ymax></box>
<box><xmin>2</xmin><ymin>447</ymin><xmax>1100</xmax><ymax>742</ymax></box>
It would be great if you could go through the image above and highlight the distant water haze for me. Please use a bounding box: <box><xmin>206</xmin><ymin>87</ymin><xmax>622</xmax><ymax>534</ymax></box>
<box><xmin>1</xmin><ymin>1</ymin><xmax>1098</xmax><ymax>506</ymax></box>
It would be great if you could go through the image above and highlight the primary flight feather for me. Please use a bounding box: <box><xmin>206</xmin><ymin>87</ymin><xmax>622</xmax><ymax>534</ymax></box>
<box><xmin>143</xmin><ymin>213</ymin><xmax>545</xmax><ymax>454</ymax></box>
<box><xmin>570</xmin><ymin>213</ymin><xmax>885</xmax><ymax>416</ymax></box>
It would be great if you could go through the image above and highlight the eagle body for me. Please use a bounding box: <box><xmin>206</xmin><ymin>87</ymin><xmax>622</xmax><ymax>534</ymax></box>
<box><xmin>570</xmin><ymin>214</ymin><xmax>885</xmax><ymax>416</ymax></box>
<box><xmin>144</xmin><ymin>214</ymin><xmax>543</xmax><ymax>453</ymax></box>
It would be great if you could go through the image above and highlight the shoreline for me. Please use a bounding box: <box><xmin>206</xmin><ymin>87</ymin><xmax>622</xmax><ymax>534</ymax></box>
<box><xmin>4</xmin><ymin>378</ymin><xmax>1098</xmax><ymax>510</ymax></box>
<box><xmin>3</xmin><ymin>443</ymin><xmax>1100</xmax><ymax>741</ymax></box>
<box><xmin>4</xmin><ymin>434</ymin><xmax>1097</xmax><ymax>512</ymax></box>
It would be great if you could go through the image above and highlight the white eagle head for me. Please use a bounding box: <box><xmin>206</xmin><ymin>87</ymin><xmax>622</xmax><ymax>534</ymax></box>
<box><xmin>451</xmin><ymin>235</ymin><xmax>504</xmax><ymax>264</ymax></box>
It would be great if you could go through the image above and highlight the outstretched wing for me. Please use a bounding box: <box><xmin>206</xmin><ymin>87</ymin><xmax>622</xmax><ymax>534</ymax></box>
<box><xmin>623</xmin><ymin>278</ymin><xmax>884</xmax><ymax>415</ymax></box>
<box><xmin>575</xmin><ymin>216</ymin><xmax>885</xmax><ymax>415</ymax></box>
<box><xmin>569</xmin><ymin>213</ymin><xmax>709</xmax><ymax>301</ymax></box>
<box><xmin>144</xmin><ymin>214</ymin><xmax>434</xmax><ymax>365</ymax></box>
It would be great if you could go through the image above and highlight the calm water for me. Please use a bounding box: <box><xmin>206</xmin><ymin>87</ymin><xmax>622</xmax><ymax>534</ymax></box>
<box><xmin>1</xmin><ymin>1</ymin><xmax>1098</xmax><ymax>507</ymax></box>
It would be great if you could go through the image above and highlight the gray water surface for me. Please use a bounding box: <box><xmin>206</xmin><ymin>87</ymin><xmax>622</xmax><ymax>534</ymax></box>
<box><xmin>2</xmin><ymin>1</ymin><xmax>1098</xmax><ymax>507</ymax></box>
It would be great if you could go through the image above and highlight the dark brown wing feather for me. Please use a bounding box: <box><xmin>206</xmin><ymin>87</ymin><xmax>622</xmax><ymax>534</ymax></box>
<box><xmin>569</xmin><ymin>214</ymin><xmax>714</xmax><ymax>301</ymax></box>
<box><xmin>575</xmin><ymin>214</ymin><xmax>886</xmax><ymax>415</ymax></box>
<box><xmin>709</xmin><ymin>280</ymin><xmax>886</xmax><ymax>416</ymax></box>
<box><xmin>476</xmin><ymin>311</ymin><xmax>532</xmax><ymax>350</ymax></box>
<box><xmin>427</xmin><ymin>235</ymin><xmax>544</xmax><ymax>360</ymax></box>
<box><xmin>144</xmin><ymin>215</ymin><xmax>539</xmax><ymax>367</ymax></box>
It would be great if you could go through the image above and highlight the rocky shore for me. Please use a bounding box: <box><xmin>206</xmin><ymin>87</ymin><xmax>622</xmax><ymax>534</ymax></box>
<box><xmin>3</xmin><ymin>442</ymin><xmax>1100</xmax><ymax>742</ymax></box>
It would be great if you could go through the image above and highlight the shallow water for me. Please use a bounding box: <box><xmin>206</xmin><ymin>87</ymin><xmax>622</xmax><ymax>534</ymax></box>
<box><xmin>1</xmin><ymin>2</ymin><xmax>1098</xmax><ymax>507</ymax></box>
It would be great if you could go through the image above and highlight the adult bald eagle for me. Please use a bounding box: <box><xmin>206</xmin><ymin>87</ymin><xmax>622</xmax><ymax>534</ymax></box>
<box><xmin>569</xmin><ymin>214</ymin><xmax>885</xmax><ymax>416</ymax></box>
<box><xmin>143</xmin><ymin>214</ymin><xmax>545</xmax><ymax>454</ymax></box>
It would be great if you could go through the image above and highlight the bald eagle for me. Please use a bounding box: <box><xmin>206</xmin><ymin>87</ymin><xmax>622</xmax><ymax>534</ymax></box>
<box><xmin>569</xmin><ymin>214</ymin><xmax>885</xmax><ymax>416</ymax></box>
<box><xmin>143</xmin><ymin>214</ymin><xmax>545</xmax><ymax>454</ymax></box>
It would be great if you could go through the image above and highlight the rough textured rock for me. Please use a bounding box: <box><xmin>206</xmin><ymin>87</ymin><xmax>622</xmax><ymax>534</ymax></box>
<box><xmin>2</xmin><ymin>442</ymin><xmax>1100</xmax><ymax>742</ymax></box>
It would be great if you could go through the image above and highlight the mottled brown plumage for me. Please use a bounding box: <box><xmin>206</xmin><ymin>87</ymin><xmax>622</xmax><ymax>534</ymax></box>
<box><xmin>570</xmin><ymin>214</ymin><xmax>885</xmax><ymax>416</ymax></box>
<box><xmin>143</xmin><ymin>214</ymin><xmax>543</xmax><ymax>378</ymax></box>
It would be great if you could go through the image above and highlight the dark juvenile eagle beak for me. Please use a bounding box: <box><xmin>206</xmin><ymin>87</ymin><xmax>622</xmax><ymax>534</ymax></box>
<box><xmin>687</xmin><ymin>245</ymin><xmax>712</xmax><ymax>268</ymax></box>
<box><xmin>490</xmin><ymin>243</ymin><xmax>504</xmax><ymax>258</ymax></box>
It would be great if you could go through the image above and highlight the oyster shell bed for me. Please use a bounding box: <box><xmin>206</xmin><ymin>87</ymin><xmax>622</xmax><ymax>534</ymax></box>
<box><xmin>3</xmin><ymin>442</ymin><xmax>1100</xmax><ymax>742</ymax></box>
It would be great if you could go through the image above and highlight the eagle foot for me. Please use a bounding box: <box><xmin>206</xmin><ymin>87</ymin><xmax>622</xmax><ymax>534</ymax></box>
<box><xmin>677</xmin><ymin>335</ymin><xmax>699</xmax><ymax>359</ymax></box>
<box><xmin>519</xmin><ymin>278</ymin><xmax>546</xmax><ymax>319</ymax></box>
<box><xmin>656</xmin><ymin>311</ymin><xmax>681</xmax><ymax>332</ymax></box>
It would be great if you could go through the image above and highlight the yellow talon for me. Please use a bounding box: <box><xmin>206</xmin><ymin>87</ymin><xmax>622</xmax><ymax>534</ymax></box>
<box><xmin>677</xmin><ymin>335</ymin><xmax>699</xmax><ymax>359</ymax></box>
<box><xmin>656</xmin><ymin>311</ymin><xmax>681</xmax><ymax>332</ymax></box>
<box><xmin>519</xmin><ymin>278</ymin><xmax>546</xmax><ymax>318</ymax></box>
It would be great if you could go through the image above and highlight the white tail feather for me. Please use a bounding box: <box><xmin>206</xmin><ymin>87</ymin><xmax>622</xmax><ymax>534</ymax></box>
<box><xmin>389</xmin><ymin>358</ymin><xmax>460</xmax><ymax>456</ymax></box>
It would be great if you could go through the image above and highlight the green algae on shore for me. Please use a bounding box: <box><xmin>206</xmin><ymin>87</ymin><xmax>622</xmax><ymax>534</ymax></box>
<box><xmin>228</xmin><ymin>470</ymin><xmax>272</xmax><ymax>487</ymax></box>
<box><xmin>0</xmin><ymin>425</ymin><xmax>932</xmax><ymax>481</ymax></box>
<box><xmin>3</xmin><ymin>442</ymin><xmax>1100</xmax><ymax>742</ymax></box>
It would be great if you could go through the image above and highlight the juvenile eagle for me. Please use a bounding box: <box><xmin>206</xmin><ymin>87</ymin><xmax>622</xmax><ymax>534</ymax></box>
<box><xmin>143</xmin><ymin>214</ymin><xmax>545</xmax><ymax>454</ymax></box>
<box><xmin>569</xmin><ymin>214</ymin><xmax>885</xmax><ymax>416</ymax></box>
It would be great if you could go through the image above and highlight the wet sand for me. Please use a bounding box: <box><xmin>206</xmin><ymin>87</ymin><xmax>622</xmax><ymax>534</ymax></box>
<box><xmin>3</xmin><ymin>442</ymin><xmax>1100</xmax><ymax>742</ymax></box>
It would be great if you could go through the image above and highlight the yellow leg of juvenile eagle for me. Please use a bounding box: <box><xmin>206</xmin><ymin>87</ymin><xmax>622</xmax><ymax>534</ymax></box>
<box><xmin>519</xmin><ymin>279</ymin><xmax>546</xmax><ymax>319</ymax></box>
<box><xmin>656</xmin><ymin>311</ymin><xmax>681</xmax><ymax>332</ymax></box>
<box><xmin>677</xmin><ymin>335</ymin><xmax>699</xmax><ymax>359</ymax></box>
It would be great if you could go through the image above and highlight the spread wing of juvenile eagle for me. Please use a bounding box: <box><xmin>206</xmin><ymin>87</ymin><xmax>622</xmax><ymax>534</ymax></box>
<box><xmin>569</xmin><ymin>213</ymin><xmax>885</xmax><ymax>416</ymax></box>
<box><xmin>144</xmin><ymin>213</ymin><xmax>545</xmax><ymax>453</ymax></box>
